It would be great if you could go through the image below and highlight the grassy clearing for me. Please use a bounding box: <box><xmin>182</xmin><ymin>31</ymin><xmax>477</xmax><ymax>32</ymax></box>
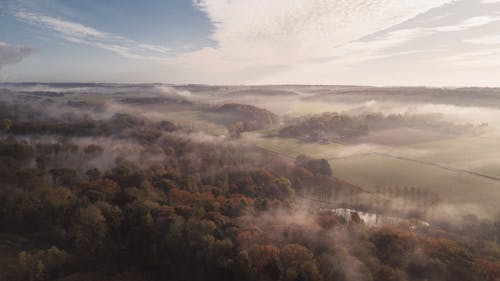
<box><xmin>390</xmin><ymin>136</ymin><xmax>500</xmax><ymax>177</ymax></box>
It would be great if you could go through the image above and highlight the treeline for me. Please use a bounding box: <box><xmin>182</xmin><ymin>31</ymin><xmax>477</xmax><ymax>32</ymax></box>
<box><xmin>209</xmin><ymin>103</ymin><xmax>280</xmax><ymax>138</ymax></box>
<box><xmin>0</xmin><ymin>101</ymin><xmax>176</xmax><ymax>142</ymax></box>
<box><xmin>278</xmin><ymin>112</ymin><xmax>485</xmax><ymax>142</ymax></box>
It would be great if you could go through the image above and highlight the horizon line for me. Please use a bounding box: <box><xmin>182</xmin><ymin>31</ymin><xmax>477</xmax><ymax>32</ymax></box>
<box><xmin>2</xmin><ymin>81</ymin><xmax>500</xmax><ymax>89</ymax></box>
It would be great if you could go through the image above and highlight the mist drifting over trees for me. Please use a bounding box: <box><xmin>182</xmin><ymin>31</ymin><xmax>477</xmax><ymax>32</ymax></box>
<box><xmin>0</xmin><ymin>84</ymin><xmax>498</xmax><ymax>281</ymax></box>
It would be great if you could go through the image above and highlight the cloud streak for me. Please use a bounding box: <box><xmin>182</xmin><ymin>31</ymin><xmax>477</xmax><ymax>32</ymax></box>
<box><xmin>15</xmin><ymin>11</ymin><xmax>108</xmax><ymax>39</ymax></box>
<box><xmin>464</xmin><ymin>34</ymin><xmax>500</xmax><ymax>45</ymax></box>
<box><xmin>432</xmin><ymin>14</ymin><xmax>500</xmax><ymax>32</ymax></box>
<box><xmin>13</xmin><ymin>11</ymin><xmax>170</xmax><ymax>61</ymax></box>
<box><xmin>339</xmin><ymin>13</ymin><xmax>500</xmax><ymax>64</ymax></box>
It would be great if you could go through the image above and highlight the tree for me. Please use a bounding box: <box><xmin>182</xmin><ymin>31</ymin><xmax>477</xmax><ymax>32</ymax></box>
<box><xmin>370</xmin><ymin>230</ymin><xmax>409</xmax><ymax>267</ymax></box>
<box><xmin>0</xmin><ymin>118</ymin><xmax>12</xmax><ymax>132</ymax></box>
<box><xmin>375</xmin><ymin>265</ymin><xmax>406</xmax><ymax>281</ymax></box>
<box><xmin>229</xmin><ymin>121</ymin><xmax>244</xmax><ymax>139</ymax></box>
<box><xmin>250</xmin><ymin>245</ymin><xmax>282</xmax><ymax>281</ymax></box>
<box><xmin>351</xmin><ymin>212</ymin><xmax>363</xmax><ymax>224</ymax></box>
<box><xmin>39</xmin><ymin>187</ymin><xmax>75</xmax><ymax>226</ymax></box>
<box><xmin>474</xmin><ymin>258</ymin><xmax>500</xmax><ymax>281</ymax></box>
<box><xmin>49</xmin><ymin>168</ymin><xmax>78</xmax><ymax>187</ymax></box>
<box><xmin>85</xmin><ymin>168</ymin><xmax>101</xmax><ymax>181</ymax></box>
<box><xmin>18</xmin><ymin>247</ymin><xmax>69</xmax><ymax>281</ymax></box>
<box><xmin>271</xmin><ymin>177</ymin><xmax>295</xmax><ymax>200</ymax></box>
<box><xmin>71</xmin><ymin>205</ymin><xmax>108</xmax><ymax>256</ymax></box>
<box><xmin>44</xmin><ymin>246</ymin><xmax>69</xmax><ymax>277</ymax></box>
<box><xmin>316</xmin><ymin>211</ymin><xmax>342</xmax><ymax>230</ymax></box>
<box><xmin>83</xmin><ymin>144</ymin><xmax>104</xmax><ymax>159</ymax></box>
<box><xmin>299</xmin><ymin>260</ymin><xmax>323</xmax><ymax>281</ymax></box>
<box><xmin>494</xmin><ymin>213</ymin><xmax>500</xmax><ymax>243</ymax></box>
<box><xmin>18</xmin><ymin>251</ymin><xmax>43</xmax><ymax>281</ymax></box>
<box><xmin>295</xmin><ymin>155</ymin><xmax>332</xmax><ymax>176</ymax></box>
<box><xmin>16</xmin><ymin>168</ymin><xmax>44</xmax><ymax>189</ymax></box>
<box><xmin>280</xmin><ymin>244</ymin><xmax>315</xmax><ymax>281</ymax></box>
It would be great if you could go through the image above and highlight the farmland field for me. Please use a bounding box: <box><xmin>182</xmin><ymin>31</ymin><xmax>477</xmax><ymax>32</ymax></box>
<box><xmin>241</xmin><ymin>130</ymin><xmax>500</xmax><ymax>216</ymax></box>
<box><xmin>390</xmin><ymin>135</ymin><xmax>500</xmax><ymax>178</ymax></box>
<box><xmin>331</xmin><ymin>154</ymin><xmax>500</xmax><ymax>214</ymax></box>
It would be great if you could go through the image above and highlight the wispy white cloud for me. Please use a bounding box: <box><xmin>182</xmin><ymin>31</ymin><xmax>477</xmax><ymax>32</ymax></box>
<box><xmin>290</xmin><ymin>7</ymin><xmax>500</xmax><ymax>71</ymax></box>
<box><xmin>136</xmin><ymin>44</ymin><xmax>171</xmax><ymax>54</ymax></box>
<box><xmin>167</xmin><ymin>0</ymin><xmax>455</xmax><ymax>83</ymax></box>
<box><xmin>13</xmin><ymin>11</ymin><xmax>170</xmax><ymax>61</ymax></box>
<box><xmin>440</xmin><ymin>48</ymin><xmax>500</xmax><ymax>67</ymax></box>
<box><xmin>432</xmin><ymin>15</ymin><xmax>500</xmax><ymax>32</ymax></box>
<box><xmin>464</xmin><ymin>34</ymin><xmax>500</xmax><ymax>44</ymax></box>
<box><xmin>169</xmin><ymin>0</ymin><xmax>500</xmax><ymax>85</ymax></box>
<box><xmin>303</xmin><ymin>28</ymin><xmax>434</xmax><ymax>66</ymax></box>
<box><xmin>15</xmin><ymin>11</ymin><xmax>108</xmax><ymax>39</ymax></box>
<box><xmin>195</xmin><ymin>0</ymin><xmax>454</xmax><ymax>61</ymax></box>
<box><xmin>342</xmin><ymin>13</ymin><xmax>500</xmax><ymax>62</ymax></box>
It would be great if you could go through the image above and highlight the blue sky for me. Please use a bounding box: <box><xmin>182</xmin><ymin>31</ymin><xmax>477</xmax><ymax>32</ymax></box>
<box><xmin>2</xmin><ymin>0</ymin><xmax>500</xmax><ymax>86</ymax></box>
<box><xmin>1</xmin><ymin>0</ymin><xmax>213</xmax><ymax>50</ymax></box>
<box><xmin>0</xmin><ymin>0</ymin><xmax>215</xmax><ymax>82</ymax></box>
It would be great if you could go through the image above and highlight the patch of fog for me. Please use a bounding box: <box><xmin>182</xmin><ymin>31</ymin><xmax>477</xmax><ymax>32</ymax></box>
<box><xmin>331</xmin><ymin>208</ymin><xmax>430</xmax><ymax>229</ymax></box>
<box><xmin>276</xmin><ymin>101</ymin><xmax>370</xmax><ymax>117</ymax></box>
<box><xmin>429</xmin><ymin>202</ymin><xmax>492</xmax><ymax>220</ymax></box>
<box><xmin>101</xmin><ymin>101</ymin><xmax>144</xmax><ymax>118</ymax></box>
<box><xmin>1</xmin><ymin>83</ymin><xmax>196</xmax><ymax>98</ymax></box>
<box><xmin>354</xmin><ymin>101</ymin><xmax>500</xmax><ymax>129</ymax></box>
<box><xmin>333</xmin><ymin>143</ymin><xmax>388</xmax><ymax>158</ymax></box>
<box><xmin>405</xmin><ymin>103</ymin><xmax>500</xmax><ymax>126</ymax></box>
<box><xmin>153</xmin><ymin>85</ymin><xmax>192</xmax><ymax>98</ymax></box>
<box><xmin>4</xmin><ymin>135</ymin><xmax>161</xmax><ymax>172</ymax></box>
<box><xmin>0</xmin><ymin>84</ymin><xmax>96</xmax><ymax>93</ymax></box>
<box><xmin>175</xmin><ymin>131</ymin><xmax>228</xmax><ymax>144</ymax></box>
<box><xmin>385</xmin><ymin>147</ymin><xmax>435</xmax><ymax>161</ymax></box>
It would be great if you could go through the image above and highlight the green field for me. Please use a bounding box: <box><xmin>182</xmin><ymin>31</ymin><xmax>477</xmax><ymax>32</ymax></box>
<box><xmin>331</xmin><ymin>154</ymin><xmax>500</xmax><ymax>214</ymax></box>
<box><xmin>390</xmin><ymin>136</ymin><xmax>500</xmax><ymax>178</ymax></box>
<box><xmin>241</xmin><ymin>131</ymin><xmax>500</xmax><ymax>216</ymax></box>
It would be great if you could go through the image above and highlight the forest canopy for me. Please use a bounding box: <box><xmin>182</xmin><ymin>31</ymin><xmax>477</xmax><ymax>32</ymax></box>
<box><xmin>0</xmin><ymin>88</ymin><xmax>498</xmax><ymax>281</ymax></box>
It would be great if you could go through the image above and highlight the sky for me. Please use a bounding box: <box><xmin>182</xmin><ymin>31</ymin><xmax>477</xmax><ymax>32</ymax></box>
<box><xmin>1</xmin><ymin>0</ymin><xmax>500</xmax><ymax>86</ymax></box>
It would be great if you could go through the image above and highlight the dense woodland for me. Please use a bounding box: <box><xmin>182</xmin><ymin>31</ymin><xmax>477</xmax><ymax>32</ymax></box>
<box><xmin>0</xmin><ymin>98</ymin><xmax>499</xmax><ymax>281</ymax></box>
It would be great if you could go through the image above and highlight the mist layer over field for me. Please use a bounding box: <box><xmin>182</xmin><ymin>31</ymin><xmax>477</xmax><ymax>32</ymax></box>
<box><xmin>2</xmin><ymin>83</ymin><xmax>499</xmax><ymax>218</ymax></box>
<box><xmin>1</xmin><ymin>83</ymin><xmax>499</xmax><ymax>281</ymax></box>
